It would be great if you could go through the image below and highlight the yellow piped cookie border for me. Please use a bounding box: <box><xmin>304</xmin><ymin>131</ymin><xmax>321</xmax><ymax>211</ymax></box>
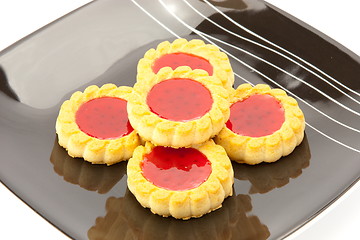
<box><xmin>215</xmin><ymin>84</ymin><xmax>305</xmax><ymax>165</ymax></box>
<box><xmin>127</xmin><ymin>140</ymin><xmax>234</xmax><ymax>220</ymax></box>
<box><xmin>128</xmin><ymin>66</ymin><xmax>230</xmax><ymax>148</ymax></box>
<box><xmin>137</xmin><ymin>38</ymin><xmax>234</xmax><ymax>90</ymax></box>
<box><xmin>55</xmin><ymin>84</ymin><xmax>141</xmax><ymax>165</ymax></box>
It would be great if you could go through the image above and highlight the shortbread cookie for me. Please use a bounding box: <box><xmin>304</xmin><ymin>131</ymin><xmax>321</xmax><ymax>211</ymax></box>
<box><xmin>215</xmin><ymin>84</ymin><xmax>305</xmax><ymax>164</ymax></box>
<box><xmin>137</xmin><ymin>38</ymin><xmax>234</xmax><ymax>89</ymax></box>
<box><xmin>56</xmin><ymin>84</ymin><xmax>141</xmax><ymax>165</ymax></box>
<box><xmin>127</xmin><ymin>140</ymin><xmax>234</xmax><ymax>220</ymax></box>
<box><xmin>128</xmin><ymin>66</ymin><xmax>230</xmax><ymax>148</ymax></box>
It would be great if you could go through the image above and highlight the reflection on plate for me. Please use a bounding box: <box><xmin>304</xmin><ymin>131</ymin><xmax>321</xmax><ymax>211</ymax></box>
<box><xmin>85</xmin><ymin>136</ymin><xmax>309</xmax><ymax>239</ymax></box>
<box><xmin>234</xmin><ymin>135</ymin><xmax>311</xmax><ymax>194</ymax></box>
<box><xmin>200</xmin><ymin>0</ymin><xmax>248</xmax><ymax>10</ymax></box>
<box><xmin>50</xmin><ymin>138</ymin><xmax>126</xmax><ymax>194</ymax></box>
<box><xmin>88</xmin><ymin>189</ymin><xmax>270</xmax><ymax>240</ymax></box>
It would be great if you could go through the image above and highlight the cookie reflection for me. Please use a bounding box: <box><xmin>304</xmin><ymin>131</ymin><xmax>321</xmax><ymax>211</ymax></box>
<box><xmin>50</xmin><ymin>139</ymin><xmax>126</xmax><ymax>194</ymax></box>
<box><xmin>88</xmin><ymin>189</ymin><xmax>269</xmax><ymax>240</ymax></box>
<box><xmin>234</xmin><ymin>135</ymin><xmax>311</xmax><ymax>194</ymax></box>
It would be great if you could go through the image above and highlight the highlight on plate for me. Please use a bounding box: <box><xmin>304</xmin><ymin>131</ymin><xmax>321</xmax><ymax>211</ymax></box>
<box><xmin>55</xmin><ymin>38</ymin><xmax>306</xmax><ymax>219</ymax></box>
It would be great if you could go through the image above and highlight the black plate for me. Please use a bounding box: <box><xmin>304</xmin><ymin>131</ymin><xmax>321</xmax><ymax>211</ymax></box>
<box><xmin>0</xmin><ymin>0</ymin><xmax>359</xmax><ymax>239</ymax></box>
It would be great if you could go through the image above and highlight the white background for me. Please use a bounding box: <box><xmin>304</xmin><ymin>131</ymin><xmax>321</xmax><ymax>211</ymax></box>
<box><xmin>0</xmin><ymin>0</ymin><xmax>359</xmax><ymax>239</ymax></box>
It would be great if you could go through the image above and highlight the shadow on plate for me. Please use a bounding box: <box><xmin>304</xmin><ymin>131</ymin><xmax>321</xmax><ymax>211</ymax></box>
<box><xmin>88</xmin><ymin>189</ymin><xmax>269</xmax><ymax>240</ymax></box>
<box><xmin>50</xmin><ymin>138</ymin><xmax>126</xmax><ymax>194</ymax></box>
<box><xmin>0</xmin><ymin>66</ymin><xmax>19</xmax><ymax>101</ymax></box>
<box><xmin>234</xmin><ymin>134</ymin><xmax>311</xmax><ymax>194</ymax></box>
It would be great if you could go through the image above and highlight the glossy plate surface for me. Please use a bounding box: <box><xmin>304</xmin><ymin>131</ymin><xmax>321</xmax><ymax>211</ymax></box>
<box><xmin>0</xmin><ymin>0</ymin><xmax>359</xmax><ymax>239</ymax></box>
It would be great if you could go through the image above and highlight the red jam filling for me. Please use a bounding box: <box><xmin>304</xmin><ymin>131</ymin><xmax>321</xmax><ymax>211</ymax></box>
<box><xmin>147</xmin><ymin>78</ymin><xmax>213</xmax><ymax>121</ymax></box>
<box><xmin>152</xmin><ymin>52</ymin><xmax>213</xmax><ymax>75</ymax></box>
<box><xmin>141</xmin><ymin>146</ymin><xmax>212</xmax><ymax>191</ymax></box>
<box><xmin>226</xmin><ymin>94</ymin><xmax>285</xmax><ymax>137</ymax></box>
<box><xmin>75</xmin><ymin>97</ymin><xmax>133</xmax><ymax>139</ymax></box>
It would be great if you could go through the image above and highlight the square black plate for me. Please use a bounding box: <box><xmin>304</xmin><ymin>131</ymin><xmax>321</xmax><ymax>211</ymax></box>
<box><xmin>0</xmin><ymin>0</ymin><xmax>359</xmax><ymax>239</ymax></box>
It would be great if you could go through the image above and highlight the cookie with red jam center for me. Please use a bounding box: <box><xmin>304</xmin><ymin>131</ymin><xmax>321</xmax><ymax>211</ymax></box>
<box><xmin>56</xmin><ymin>84</ymin><xmax>141</xmax><ymax>165</ymax></box>
<box><xmin>215</xmin><ymin>84</ymin><xmax>305</xmax><ymax>164</ymax></box>
<box><xmin>127</xmin><ymin>140</ymin><xmax>233</xmax><ymax>219</ymax></box>
<box><xmin>137</xmin><ymin>38</ymin><xmax>234</xmax><ymax>90</ymax></box>
<box><xmin>128</xmin><ymin>66</ymin><xmax>230</xmax><ymax>148</ymax></box>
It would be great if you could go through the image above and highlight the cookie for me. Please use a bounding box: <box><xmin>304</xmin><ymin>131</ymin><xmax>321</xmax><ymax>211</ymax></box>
<box><xmin>215</xmin><ymin>84</ymin><xmax>305</xmax><ymax>164</ymax></box>
<box><xmin>127</xmin><ymin>140</ymin><xmax>234</xmax><ymax>219</ymax></box>
<box><xmin>128</xmin><ymin>66</ymin><xmax>230</xmax><ymax>148</ymax></box>
<box><xmin>56</xmin><ymin>84</ymin><xmax>141</xmax><ymax>165</ymax></box>
<box><xmin>137</xmin><ymin>38</ymin><xmax>234</xmax><ymax>90</ymax></box>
